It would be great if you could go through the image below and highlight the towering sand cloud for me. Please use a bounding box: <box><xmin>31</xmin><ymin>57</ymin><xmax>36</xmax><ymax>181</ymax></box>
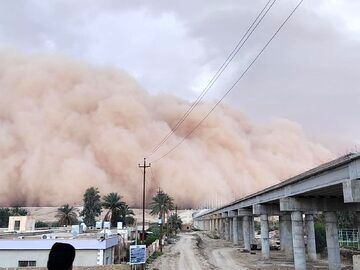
<box><xmin>0</xmin><ymin>51</ymin><xmax>334</xmax><ymax>207</ymax></box>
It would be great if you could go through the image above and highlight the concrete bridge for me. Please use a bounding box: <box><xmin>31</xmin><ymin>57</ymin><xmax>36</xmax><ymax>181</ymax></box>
<box><xmin>193</xmin><ymin>153</ymin><xmax>360</xmax><ymax>270</ymax></box>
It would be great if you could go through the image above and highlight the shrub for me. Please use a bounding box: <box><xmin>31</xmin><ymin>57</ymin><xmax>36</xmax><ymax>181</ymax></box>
<box><xmin>35</xmin><ymin>221</ymin><xmax>50</xmax><ymax>228</ymax></box>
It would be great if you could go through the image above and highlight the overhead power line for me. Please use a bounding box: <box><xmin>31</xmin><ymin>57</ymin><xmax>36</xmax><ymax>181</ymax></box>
<box><xmin>150</xmin><ymin>0</ymin><xmax>304</xmax><ymax>163</ymax></box>
<box><xmin>147</xmin><ymin>0</ymin><xmax>276</xmax><ymax>158</ymax></box>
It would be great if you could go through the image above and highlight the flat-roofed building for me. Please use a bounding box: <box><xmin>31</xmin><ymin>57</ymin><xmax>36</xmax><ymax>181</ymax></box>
<box><xmin>8</xmin><ymin>216</ymin><xmax>35</xmax><ymax>232</ymax></box>
<box><xmin>0</xmin><ymin>237</ymin><xmax>118</xmax><ymax>267</ymax></box>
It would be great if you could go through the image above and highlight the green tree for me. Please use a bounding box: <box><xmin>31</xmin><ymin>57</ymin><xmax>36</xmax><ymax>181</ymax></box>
<box><xmin>102</xmin><ymin>192</ymin><xmax>125</xmax><ymax>227</ymax></box>
<box><xmin>56</xmin><ymin>204</ymin><xmax>78</xmax><ymax>226</ymax></box>
<box><xmin>0</xmin><ymin>208</ymin><xmax>11</xmax><ymax>227</ymax></box>
<box><xmin>119</xmin><ymin>203</ymin><xmax>135</xmax><ymax>227</ymax></box>
<box><xmin>168</xmin><ymin>213</ymin><xmax>182</xmax><ymax>235</ymax></box>
<box><xmin>81</xmin><ymin>187</ymin><xmax>102</xmax><ymax>226</ymax></box>
<box><xmin>10</xmin><ymin>207</ymin><xmax>28</xmax><ymax>216</ymax></box>
<box><xmin>149</xmin><ymin>190</ymin><xmax>174</xmax><ymax>252</ymax></box>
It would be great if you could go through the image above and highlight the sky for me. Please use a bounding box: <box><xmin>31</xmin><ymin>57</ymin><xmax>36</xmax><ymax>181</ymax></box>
<box><xmin>0</xmin><ymin>0</ymin><xmax>359</xmax><ymax>149</ymax></box>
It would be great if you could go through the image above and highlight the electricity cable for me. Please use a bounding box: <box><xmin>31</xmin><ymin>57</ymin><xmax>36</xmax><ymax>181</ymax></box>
<box><xmin>147</xmin><ymin>0</ymin><xmax>276</xmax><ymax>157</ymax></box>
<box><xmin>150</xmin><ymin>0</ymin><xmax>304</xmax><ymax>163</ymax></box>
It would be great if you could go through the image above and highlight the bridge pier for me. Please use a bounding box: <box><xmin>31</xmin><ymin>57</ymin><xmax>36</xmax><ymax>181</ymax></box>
<box><xmin>291</xmin><ymin>211</ymin><xmax>307</xmax><ymax>270</ymax></box>
<box><xmin>225</xmin><ymin>218</ymin><xmax>230</xmax><ymax>241</ymax></box>
<box><xmin>229</xmin><ymin>217</ymin><xmax>233</xmax><ymax>242</ymax></box>
<box><xmin>260</xmin><ymin>214</ymin><xmax>270</xmax><ymax>259</ymax></box>
<box><xmin>242</xmin><ymin>215</ymin><xmax>251</xmax><ymax>251</ymax></box>
<box><xmin>279</xmin><ymin>214</ymin><xmax>293</xmax><ymax>259</ymax></box>
<box><xmin>232</xmin><ymin>216</ymin><xmax>239</xmax><ymax>245</ymax></box>
<box><xmin>238</xmin><ymin>217</ymin><xmax>243</xmax><ymax>241</ymax></box>
<box><xmin>357</xmin><ymin>212</ymin><xmax>360</xmax><ymax>241</ymax></box>
<box><xmin>305</xmin><ymin>214</ymin><xmax>317</xmax><ymax>261</ymax></box>
<box><xmin>325</xmin><ymin>212</ymin><xmax>341</xmax><ymax>270</ymax></box>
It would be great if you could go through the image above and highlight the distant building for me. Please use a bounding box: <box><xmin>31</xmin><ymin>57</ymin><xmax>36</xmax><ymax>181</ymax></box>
<box><xmin>0</xmin><ymin>237</ymin><xmax>119</xmax><ymax>267</ymax></box>
<box><xmin>8</xmin><ymin>216</ymin><xmax>35</xmax><ymax>232</ymax></box>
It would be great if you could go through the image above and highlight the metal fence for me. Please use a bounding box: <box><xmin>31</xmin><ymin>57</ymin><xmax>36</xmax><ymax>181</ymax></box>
<box><xmin>338</xmin><ymin>229</ymin><xmax>359</xmax><ymax>249</ymax></box>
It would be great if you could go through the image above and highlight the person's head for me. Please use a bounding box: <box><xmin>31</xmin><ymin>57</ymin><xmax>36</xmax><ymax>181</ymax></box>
<box><xmin>47</xmin><ymin>242</ymin><xmax>75</xmax><ymax>270</ymax></box>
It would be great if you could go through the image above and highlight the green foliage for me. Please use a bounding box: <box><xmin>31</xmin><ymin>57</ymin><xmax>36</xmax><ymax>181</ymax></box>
<box><xmin>81</xmin><ymin>187</ymin><xmax>102</xmax><ymax>226</ymax></box>
<box><xmin>337</xmin><ymin>212</ymin><xmax>357</xmax><ymax>229</ymax></box>
<box><xmin>119</xmin><ymin>204</ymin><xmax>135</xmax><ymax>227</ymax></box>
<box><xmin>149</xmin><ymin>190</ymin><xmax>174</xmax><ymax>218</ymax></box>
<box><xmin>147</xmin><ymin>223</ymin><xmax>161</xmax><ymax>238</ymax></box>
<box><xmin>149</xmin><ymin>190</ymin><xmax>175</xmax><ymax>252</ymax></box>
<box><xmin>10</xmin><ymin>207</ymin><xmax>28</xmax><ymax>216</ymax></box>
<box><xmin>146</xmin><ymin>251</ymin><xmax>162</xmax><ymax>264</ymax></box>
<box><xmin>145</xmin><ymin>234</ymin><xmax>158</xmax><ymax>246</ymax></box>
<box><xmin>56</xmin><ymin>204</ymin><xmax>78</xmax><ymax>226</ymax></box>
<box><xmin>168</xmin><ymin>213</ymin><xmax>182</xmax><ymax>235</ymax></box>
<box><xmin>125</xmin><ymin>215</ymin><xmax>135</xmax><ymax>226</ymax></box>
<box><xmin>0</xmin><ymin>208</ymin><xmax>11</xmax><ymax>227</ymax></box>
<box><xmin>35</xmin><ymin>221</ymin><xmax>50</xmax><ymax>228</ymax></box>
<box><xmin>0</xmin><ymin>207</ymin><xmax>29</xmax><ymax>228</ymax></box>
<box><xmin>315</xmin><ymin>222</ymin><xmax>327</xmax><ymax>253</ymax></box>
<box><xmin>102</xmin><ymin>192</ymin><xmax>125</xmax><ymax>227</ymax></box>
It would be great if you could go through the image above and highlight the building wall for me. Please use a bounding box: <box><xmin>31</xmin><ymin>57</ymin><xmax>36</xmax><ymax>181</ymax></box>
<box><xmin>8</xmin><ymin>216</ymin><xmax>35</xmax><ymax>232</ymax></box>
<box><xmin>0</xmin><ymin>249</ymin><xmax>98</xmax><ymax>267</ymax></box>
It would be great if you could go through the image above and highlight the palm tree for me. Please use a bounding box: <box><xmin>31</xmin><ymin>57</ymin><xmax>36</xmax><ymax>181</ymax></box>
<box><xmin>119</xmin><ymin>203</ymin><xmax>135</xmax><ymax>227</ymax></box>
<box><xmin>10</xmin><ymin>207</ymin><xmax>28</xmax><ymax>216</ymax></box>
<box><xmin>149</xmin><ymin>189</ymin><xmax>174</xmax><ymax>252</ymax></box>
<box><xmin>102</xmin><ymin>192</ymin><xmax>125</xmax><ymax>227</ymax></box>
<box><xmin>56</xmin><ymin>204</ymin><xmax>78</xmax><ymax>226</ymax></box>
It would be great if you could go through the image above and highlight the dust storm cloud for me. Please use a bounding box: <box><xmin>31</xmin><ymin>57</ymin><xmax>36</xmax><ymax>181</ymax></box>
<box><xmin>0</xmin><ymin>51</ymin><xmax>334</xmax><ymax>207</ymax></box>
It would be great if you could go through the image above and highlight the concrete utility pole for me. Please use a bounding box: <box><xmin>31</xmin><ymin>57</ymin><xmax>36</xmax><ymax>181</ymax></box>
<box><xmin>138</xmin><ymin>158</ymin><xmax>151</xmax><ymax>245</ymax></box>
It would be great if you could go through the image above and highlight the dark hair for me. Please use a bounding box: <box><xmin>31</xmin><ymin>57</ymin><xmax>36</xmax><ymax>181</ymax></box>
<box><xmin>47</xmin><ymin>242</ymin><xmax>75</xmax><ymax>270</ymax></box>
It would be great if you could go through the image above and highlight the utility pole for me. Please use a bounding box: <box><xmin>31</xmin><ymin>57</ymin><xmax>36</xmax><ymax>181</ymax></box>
<box><xmin>138</xmin><ymin>158</ymin><xmax>151</xmax><ymax>245</ymax></box>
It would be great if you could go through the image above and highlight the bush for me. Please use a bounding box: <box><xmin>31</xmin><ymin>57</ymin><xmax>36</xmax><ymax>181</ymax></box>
<box><xmin>35</xmin><ymin>221</ymin><xmax>50</xmax><ymax>228</ymax></box>
<box><xmin>315</xmin><ymin>222</ymin><xmax>327</xmax><ymax>253</ymax></box>
<box><xmin>145</xmin><ymin>234</ymin><xmax>158</xmax><ymax>246</ymax></box>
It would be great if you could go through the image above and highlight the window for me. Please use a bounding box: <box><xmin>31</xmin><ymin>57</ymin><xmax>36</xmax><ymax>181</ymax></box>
<box><xmin>18</xmin><ymin>261</ymin><xmax>36</xmax><ymax>267</ymax></box>
<box><xmin>14</xmin><ymin>220</ymin><xmax>21</xmax><ymax>231</ymax></box>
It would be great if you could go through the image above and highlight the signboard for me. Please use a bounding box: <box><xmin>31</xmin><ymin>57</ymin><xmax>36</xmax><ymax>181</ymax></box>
<box><xmin>129</xmin><ymin>245</ymin><xmax>146</xmax><ymax>265</ymax></box>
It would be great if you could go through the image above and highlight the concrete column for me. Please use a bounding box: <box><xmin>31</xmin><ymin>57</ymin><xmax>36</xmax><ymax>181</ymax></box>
<box><xmin>229</xmin><ymin>218</ymin><xmax>233</xmax><ymax>241</ymax></box>
<box><xmin>233</xmin><ymin>216</ymin><xmax>239</xmax><ymax>245</ymax></box>
<box><xmin>260</xmin><ymin>214</ymin><xmax>270</xmax><ymax>260</ymax></box>
<box><xmin>243</xmin><ymin>216</ymin><xmax>251</xmax><ymax>250</ymax></box>
<box><xmin>357</xmin><ymin>212</ymin><xmax>360</xmax><ymax>240</ymax></box>
<box><xmin>219</xmin><ymin>219</ymin><xmax>223</xmax><ymax>238</ymax></box>
<box><xmin>238</xmin><ymin>217</ymin><xmax>244</xmax><ymax>241</ymax></box>
<box><xmin>250</xmin><ymin>217</ymin><xmax>255</xmax><ymax>244</ymax></box>
<box><xmin>280</xmin><ymin>214</ymin><xmax>293</xmax><ymax>259</ymax></box>
<box><xmin>291</xmin><ymin>211</ymin><xmax>306</xmax><ymax>270</ymax></box>
<box><xmin>225</xmin><ymin>218</ymin><xmax>230</xmax><ymax>241</ymax></box>
<box><xmin>305</xmin><ymin>214</ymin><xmax>317</xmax><ymax>261</ymax></box>
<box><xmin>325</xmin><ymin>212</ymin><xmax>341</xmax><ymax>270</ymax></box>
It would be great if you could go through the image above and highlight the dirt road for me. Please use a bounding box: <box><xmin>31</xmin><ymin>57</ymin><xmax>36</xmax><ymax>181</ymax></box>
<box><xmin>148</xmin><ymin>232</ymin><xmax>248</xmax><ymax>270</ymax></box>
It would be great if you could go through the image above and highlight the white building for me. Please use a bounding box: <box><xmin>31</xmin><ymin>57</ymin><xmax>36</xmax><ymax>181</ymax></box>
<box><xmin>8</xmin><ymin>216</ymin><xmax>35</xmax><ymax>232</ymax></box>
<box><xmin>0</xmin><ymin>237</ymin><xmax>118</xmax><ymax>267</ymax></box>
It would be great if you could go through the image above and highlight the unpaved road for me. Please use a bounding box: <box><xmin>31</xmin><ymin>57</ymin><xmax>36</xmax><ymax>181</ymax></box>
<box><xmin>148</xmin><ymin>232</ymin><xmax>248</xmax><ymax>270</ymax></box>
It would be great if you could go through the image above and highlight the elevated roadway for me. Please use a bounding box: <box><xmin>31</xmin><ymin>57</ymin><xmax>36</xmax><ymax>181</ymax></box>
<box><xmin>194</xmin><ymin>153</ymin><xmax>360</xmax><ymax>270</ymax></box>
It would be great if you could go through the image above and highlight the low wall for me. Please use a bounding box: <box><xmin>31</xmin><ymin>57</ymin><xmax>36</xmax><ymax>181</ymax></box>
<box><xmin>147</xmin><ymin>239</ymin><xmax>160</xmax><ymax>258</ymax></box>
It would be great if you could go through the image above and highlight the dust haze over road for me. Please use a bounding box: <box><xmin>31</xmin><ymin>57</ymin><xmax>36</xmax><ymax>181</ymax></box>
<box><xmin>149</xmin><ymin>233</ymin><xmax>248</xmax><ymax>270</ymax></box>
